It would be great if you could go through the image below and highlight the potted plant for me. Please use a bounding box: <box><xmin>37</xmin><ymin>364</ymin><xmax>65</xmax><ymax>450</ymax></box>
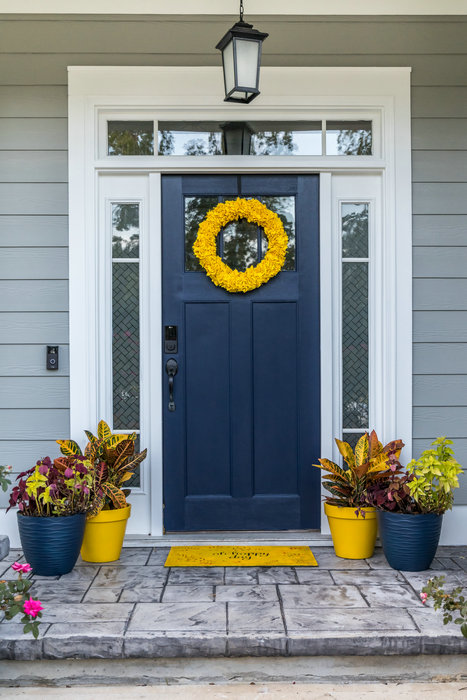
<box><xmin>7</xmin><ymin>456</ymin><xmax>94</xmax><ymax>576</ymax></box>
<box><xmin>313</xmin><ymin>431</ymin><xmax>404</xmax><ymax>559</ymax></box>
<box><xmin>366</xmin><ymin>437</ymin><xmax>462</xmax><ymax>571</ymax></box>
<box><xmin>57</xmin><ymin>420</ymin><xmax>147</xmax><ymax>563</ymax></box>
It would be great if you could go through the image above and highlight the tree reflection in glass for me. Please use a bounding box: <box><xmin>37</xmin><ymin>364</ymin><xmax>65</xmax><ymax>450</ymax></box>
<box><xmin>112</xmin><ymin>203</ymin><xmax>139</xmax><ymax>258</ymax></box>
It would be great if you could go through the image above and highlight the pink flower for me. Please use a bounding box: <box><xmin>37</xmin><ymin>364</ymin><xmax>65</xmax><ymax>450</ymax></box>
<box><xmin>23</xmin><ymin>598</ymin><xmax>43</xmax><ymax>618</ymax></box>
<box><xmin>11</xmin><ymin>562</ymin><xmax>32</xmax><ymax>574</ymax></box>
<box><xmin>420</xmin><ymin>592</ymin><xmax>428</xmax><ymax>604</ymax></box>
<box><xmin>64</xmin><ymin>467</ymin><xmax>73</xmax><ymax>478</ymax></box>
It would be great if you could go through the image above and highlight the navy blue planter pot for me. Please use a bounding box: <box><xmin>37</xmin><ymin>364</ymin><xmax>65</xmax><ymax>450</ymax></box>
<box><xmin>17</xmin><ymin>512</ymin><xmax>86</xmax><ymax>576</ymax></box>
<box><xmin>377</xmin><ymin>511</ymin><xmax>443</xmax><ymax>571</ymax></box>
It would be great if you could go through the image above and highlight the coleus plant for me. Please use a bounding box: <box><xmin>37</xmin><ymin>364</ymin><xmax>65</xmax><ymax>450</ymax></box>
<box><xmin>8</xmin><ymin>456</ymin><xmax>93</xmax><ymax>516</ymax></box>
<box><xmin>365</xmin><ymin>473</ymin><xmax>420</xmax><ymax>513</ymax></box>
<box><xmin>314</xmin><ymin>431</ymin><xmax>405</xmax><ymax>508</ymax></box>
<box><xmin>57</xmin><ymin>420</ymin><xmax>147</xmax><ymax>514</ymax></box>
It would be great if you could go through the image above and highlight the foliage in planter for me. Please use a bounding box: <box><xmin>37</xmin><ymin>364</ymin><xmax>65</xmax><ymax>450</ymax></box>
<box><xmin>313</xmin><ymin>430</ymin><xmax>404</xmax><ymax>508</ymax></box>
<box><xmin>0</xmin><ymin>464</ymin><xmax>12</xmax><ymax>492</ymax></box>
<box><xmin>406</xmin><ymin>437</ymin><xmax>462</xmax><ymax>514</ymax></box>
<box><xmin>421</xmin><ymin>575</ymin><xmax>467</xmax><ymax>638</ymax></box>
<box><xmin>0</xmin><ymin>562</ymin><xmax>42</xmax><ymax>638</ymax></box>
<box><xmin>57</xmin><ymin>420</ymin><xmax>147</xmax><ymax>514</ymax></box>
<box><xmin>365</xmin><ymin>474</ymin><xmax>421</xmax><ymax>513</ymax></box>
<box><xmin>8</xmin><ymin>456</ymin><xmax>94</xmax><ymax>516</ymax></box>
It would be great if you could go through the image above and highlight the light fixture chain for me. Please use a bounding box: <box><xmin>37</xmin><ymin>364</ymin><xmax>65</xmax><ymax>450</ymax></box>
<box><xmin>239</xmin><ymin>0</ymin><xmax>244</xmax><ymax>22</ymax></box>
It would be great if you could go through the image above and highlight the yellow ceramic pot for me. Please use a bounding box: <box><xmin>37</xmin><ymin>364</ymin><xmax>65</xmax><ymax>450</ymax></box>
<box><xmin>324</xmin><ymin>502</ymin><xmax>377</xmax><ymax>559</ymax></box>
<box><xmin>80</xmin><ymin>504</ymin><xmax>131</xmax><ymax>563</ymax></box>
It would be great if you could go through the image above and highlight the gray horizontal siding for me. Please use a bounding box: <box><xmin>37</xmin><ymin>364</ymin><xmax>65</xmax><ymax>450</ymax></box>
<box><xmin>0</xmin><ymin>409</ymin><xmax>69</xmax><ymax>440</ymax></box>
<box><xmin>0</xmin><ymin>15</ymin><xmax>467</xmax><ymax>505</ymax></box>
<box><xmin>0</xmin><ymin>440</ymin><xmax>67</xmax><ymax>470</ymax></box>
<box><xmin>0</xmin><ymin>378</ymin><xmax>69</xmax><ymax>408</ymax></box>
<box><xmin>413</xmin><ymin>248</ymin><xmax>467</xmax><ymax>277</ymax></box>
<box><xmin>0</xmin><ymin>151</ymin><xmax>67</xmax><ymax>183</ymax></box>
<box><xmin>414</xmin><ymin>280</ymin><xmax>467</xmax><ymax>311</ymax></box>
<box><xmin>0</xmin><ymin>248</ymin><xmax>68</xmax><ymax>279</ymax></box>
<box><xmin>0</xmin><ymin>87</ymin><xmax>67</xmax><ymax>117</ymax></box>
<box><xmin>0</xmin><ymin>344</ymin><xmax>69</xmax><ymax>376</ymax></box>
<box><xmin>413</xmin><ymin>216</ymin><xmax>467</xmax><ymax>246</ymax></box>
<box><xmin>414</xmin><ymin>312</ymin><xmax>467</xmax><ymax>342</ymax></box>
<box><xmin>2</xmin><ymin>19</ymin><xmax>467</xmax><ymax>55</ymax></box>
<box><xmin>0</xmin><ymin>184</ymin><xmax>68</xmax><ymax>215</ymax></box>
<box><xmin>414</xmin><ymin>376</ymin><xmax>467</xmax><ymax>406</ymax></box>
<box><xmin>0</xmin><ymin>216</ymin><xmax>68</xmax><ymax>247</ymax></box>
<box><xmin>414</xmin><ymin>344</ymin><xmax>467</xmax><ymax>374</ymax></box>
<box><xmin>412</xmin><ymin>120</ymin><xmax>467</xmax><ymax>151</ymax></box>
<box><xmin>0</xmin><ymin>281</ymin><xmax>68</xmax><ymax>311</ymax></box>
<box><xmin>0</xmin><ymin>313</ymin><xmax>68</xmax><ymax>343</ymax></box>
<box><xmin>0</xmin><ymin>118</ymin><xmax>67</xmax><ymax>150</ymax></box>
<box><xmin>412</xmin><ymin>152</ymin><xmax>467</xmax><ymax>183</ymax></box>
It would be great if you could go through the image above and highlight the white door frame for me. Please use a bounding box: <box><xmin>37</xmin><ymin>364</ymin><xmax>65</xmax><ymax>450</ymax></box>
<box><xmin>68</xmin><ymin>66</ymin><xmax>412</xmax><ymax>537</ymax></box>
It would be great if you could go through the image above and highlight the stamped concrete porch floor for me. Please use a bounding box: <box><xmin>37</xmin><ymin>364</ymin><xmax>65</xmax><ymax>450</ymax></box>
<box><xmin>0</xmin><ymin>546</ymin><xmax>466</xmax><ymax>660</ymax></box>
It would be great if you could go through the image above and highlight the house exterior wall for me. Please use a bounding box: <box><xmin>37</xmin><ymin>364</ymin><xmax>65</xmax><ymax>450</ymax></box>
<box><xmin>0</xmin><ymin>14</ymin><xmax>466</xmax><ymax>507</ymax></box>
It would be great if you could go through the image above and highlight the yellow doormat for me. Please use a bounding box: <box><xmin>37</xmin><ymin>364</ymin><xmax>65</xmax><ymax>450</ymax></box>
<box><xmin>164</xmin><ymin>545</ymin><xmax>318</xmax><ymax>567</ymax></box>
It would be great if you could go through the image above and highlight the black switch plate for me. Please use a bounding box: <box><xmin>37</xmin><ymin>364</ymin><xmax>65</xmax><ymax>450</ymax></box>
<box><xmin>46</xmin><ymin>345</ymin><xmax>59</xmax><ymax>370</ymax></box>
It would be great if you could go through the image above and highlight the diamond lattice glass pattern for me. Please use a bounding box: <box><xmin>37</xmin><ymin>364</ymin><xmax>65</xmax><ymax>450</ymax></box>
<box><xmin>342</xmin><ymin>262</ymin><xmax>368</xmax><ymax>429</ymax></box>
<box><xmin>342</xmin><ymin>432</ymin><xmax>366</xmax><ymax>450</ymax></box>
<box><xmin>342</xmin><ymin>203</ymin><xmax>368</xmax><ymax>259</ymax></box>
<box><xmin>112</xmin><ymin>263</ymin><xmax>140</xmax><ymax>430</ymax></box>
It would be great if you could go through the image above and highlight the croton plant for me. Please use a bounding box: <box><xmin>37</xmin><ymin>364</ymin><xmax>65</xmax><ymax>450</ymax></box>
<box><xmin>57</xmin><ymin>420</ymin><xmax>147</xmax><ymax>514</ymax></box>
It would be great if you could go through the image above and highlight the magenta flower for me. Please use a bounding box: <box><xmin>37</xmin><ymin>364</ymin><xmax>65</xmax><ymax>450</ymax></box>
<box><xmin>420</xmin><ymin>592</ymin><xmax>428</xmax><ymax>604</ymax></box>
<box><xmin>23</xmin><ymin>598</ymin><xmax>43</xmax><ymax>618</ymax></box>
<box><xmin>11</xmin><ymin>562</ymin><xmax>32</xmax><ymax>574</ymax></box>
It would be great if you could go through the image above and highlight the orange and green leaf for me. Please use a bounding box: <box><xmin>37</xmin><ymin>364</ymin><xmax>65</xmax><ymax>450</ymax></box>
<box><xmin>56</xmin><ymin>439</ymin><xmax>82</xmax><ymax>457</ymax></box>
<box><xmin>102</xmin><ymin>482</ymin><xmax>127</xmax><ymax>509</ymax></box>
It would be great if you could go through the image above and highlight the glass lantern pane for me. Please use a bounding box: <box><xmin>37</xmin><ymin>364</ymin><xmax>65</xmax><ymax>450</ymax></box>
<box><xmin>112</xmin><ymin>203</ymin><xmax>139</xmax><ymax>258</ymax></box>
<box><xmin>234</xmin><ymin>38</ymin><xmax>259</xmax><ymax>90</ymax></box>
<box><xmin>341</xmin><ymin>203</ymin><xmax>368</xmax><ymax>258</ymax></box>
<box><xmin>108</xmin><ymin>121</ymin><xmax>154</xmax><ymax>156</ymax></box>
<box><xmin>222</xmin><ymin>40</ymin><xmax>235</xmax><ymax>95</ymax></box>
<box><xmin>326</xmin><ymin>120</ymin><xmax>372</xmax><ymax>156</ymax></box>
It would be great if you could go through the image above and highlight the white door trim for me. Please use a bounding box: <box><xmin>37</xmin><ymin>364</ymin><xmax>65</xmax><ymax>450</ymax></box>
<box><xmin>68</xmin><ymin>66</ymin><xmax>412</xmax><ymax>537</ymax></box>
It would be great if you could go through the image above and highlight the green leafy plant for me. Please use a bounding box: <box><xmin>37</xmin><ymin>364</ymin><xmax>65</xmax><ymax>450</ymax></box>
<box><xmin>406</xmin><ymin>437</ymin><xmax>463</xmax><ymax>514</ymax></box>
<box><xmin>57</xmin><ymin>420</ymin><xmax>147</xmax><ymax>514</ymax></box>
<box><xmin>421</xmin><ymin>575</ymin><xmax>467</xmax><ymax>638</ymax></box>
<box><xmin>0</xmin><ymin>464</ymin><xmax>12</xmax><ymax>492</ymax></box>
<box><xmin>313</xmin><ymin>431</ymin><xmax>404</xmax><ymax>508</ymax></box>
<box><xmin>0</xmin><ymin>563</ymin><xmax>42</xmax><ymax>638</ymax></box>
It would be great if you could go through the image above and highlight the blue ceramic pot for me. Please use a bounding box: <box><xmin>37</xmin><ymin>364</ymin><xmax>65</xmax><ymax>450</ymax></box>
<box><xmin>377</xmin><ymin>510</ymin><xmax>443</xmax><ymax>571</ymax></box>
<box><xmin>17</xmin><ymin>512</ymin><xmax>86</xmax><ymax>576</ymax></box>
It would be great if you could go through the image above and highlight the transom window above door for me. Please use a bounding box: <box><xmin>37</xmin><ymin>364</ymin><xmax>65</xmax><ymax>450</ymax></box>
<box><xmin>103</xmin><ymin>119</ymin><xmax>374</xmax><ymax>157</ymax></box>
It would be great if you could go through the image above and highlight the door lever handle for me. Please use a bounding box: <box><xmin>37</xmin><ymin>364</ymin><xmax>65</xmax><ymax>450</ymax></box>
<box><xmin>165</xmin><ymin>358</ymin><xmax>178</xmax><ymax>412</ymax></box>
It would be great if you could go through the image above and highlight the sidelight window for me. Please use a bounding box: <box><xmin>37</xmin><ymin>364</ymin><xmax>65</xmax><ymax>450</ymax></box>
<box><xmin>341</xmin><ymin>202</ymin><xmax>369</xmax><ymax>448</ymax></box>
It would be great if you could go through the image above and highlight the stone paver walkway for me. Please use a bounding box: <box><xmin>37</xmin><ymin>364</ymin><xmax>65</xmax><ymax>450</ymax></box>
<box><xmin>0</xmin><ymin>546</ymin><xmax>466</xmax><ymax>659</ymax></box>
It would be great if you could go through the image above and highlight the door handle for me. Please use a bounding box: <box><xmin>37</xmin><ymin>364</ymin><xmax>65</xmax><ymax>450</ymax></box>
<box><xmin>165</xmin><ymin>358</ymin><xmax>178</xmax><ymax>412</ymax></box>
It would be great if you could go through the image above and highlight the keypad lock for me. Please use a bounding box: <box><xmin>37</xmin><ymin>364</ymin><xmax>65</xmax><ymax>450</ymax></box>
<box><xmin>164</xmin><ymin>325</ymin><xmax>178</xmax><ymax>354</ymax></box>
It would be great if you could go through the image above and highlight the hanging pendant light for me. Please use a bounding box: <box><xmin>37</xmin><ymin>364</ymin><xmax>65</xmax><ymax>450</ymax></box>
<box><xmin>216</xmin><ymin>1</ymin><xmax>269</xmax><ymax>104</ymax></box>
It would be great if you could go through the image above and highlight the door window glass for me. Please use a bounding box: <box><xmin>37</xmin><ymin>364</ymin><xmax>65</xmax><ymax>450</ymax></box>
<box><xmin>184</xmin><ymin>195</ymin><xmax>296</xmax><ymax>273</ymax></box>
<box><xmin>326</xmin><ymin>120</ymin><xmax>372</xmax><ymax>156</ymax></box>
<box><xmin>108</xmin><ymin>121</ymin><xmax>154</xmax><ymax>156</ymax></box>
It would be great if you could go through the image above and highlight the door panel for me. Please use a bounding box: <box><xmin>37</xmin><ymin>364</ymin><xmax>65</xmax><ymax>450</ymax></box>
<box><xmin>162</xmin><ymin>174</ymin><xmax>320</xmax><ymax>531</ymax></box>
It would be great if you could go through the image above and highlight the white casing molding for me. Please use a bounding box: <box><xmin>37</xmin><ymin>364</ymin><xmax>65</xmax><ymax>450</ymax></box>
<box><xmin>65</xmin><ymin>66</ymin><xmax>412</xmax><ymax>539</ymax></box>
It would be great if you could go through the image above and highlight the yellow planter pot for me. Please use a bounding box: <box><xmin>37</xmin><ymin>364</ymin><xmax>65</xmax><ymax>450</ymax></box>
<box><xmin>80</xmin><ymin>504</ymin><xmax>131</xmax><ymax>563</ymax></box>
<box><xmin>324</xmin><ymin>503</ymin><xmax>377</xmax><ymax>560</ymax></box>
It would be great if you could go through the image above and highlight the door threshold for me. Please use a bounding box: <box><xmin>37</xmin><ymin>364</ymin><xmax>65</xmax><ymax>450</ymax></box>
<box><xmin>125</xmin><ymin>531</ymin><xmax>332</xmax><ymax>547</ymax></box>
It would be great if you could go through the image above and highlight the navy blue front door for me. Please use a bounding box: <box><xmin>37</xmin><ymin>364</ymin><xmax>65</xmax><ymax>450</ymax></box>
<box><xmin>162</xmin><ymin>175</ymin><xmax>320</xmax><ymax>531</ymax></box>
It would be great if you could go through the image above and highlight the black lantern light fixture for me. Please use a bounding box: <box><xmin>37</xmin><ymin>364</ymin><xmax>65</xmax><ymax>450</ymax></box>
<box><xmin>221</xmin><ymin>121</ymin><xmax>254</xmax><ymax>155</ymax></box>
<box><xmin>216</xmin><ymin>1</ymin><xmax>269</xmax><ymax>104</ymax></box>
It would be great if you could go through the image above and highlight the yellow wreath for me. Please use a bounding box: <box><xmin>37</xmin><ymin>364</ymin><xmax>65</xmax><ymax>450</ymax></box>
<box><xmin>193</xmin><ymin>198</ymin><xmax>288</xmax><ymax>293</ymax></box>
